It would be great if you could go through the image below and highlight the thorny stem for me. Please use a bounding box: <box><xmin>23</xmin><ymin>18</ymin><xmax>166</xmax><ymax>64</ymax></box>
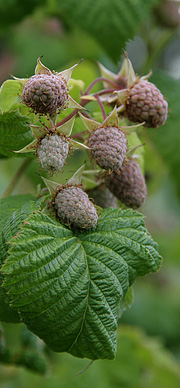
<box><xmin>96</xmin><ymin>88</ymin><xmax>115</xmax><ymax>96</ymax></box>
<box><xmin>56</xmin><ymin>108</ymin><xmax>79</xmax><ymax>127</ymax></box>
<box><xmin>56</xmin><ymin>88</ymin><xmax>115</xmax><ymax>128</ymax></box>
<box><xmin>56</xmin><ymin>67</ymin><xmax>125</xmax><ymax>129</ymax></box>
<box><xmin>1</xmin><ymin>158</ymin><xmax>32</xmax><ymax>198</ymax></box>
<box><xmin>95</xmin><ymin>94</ymin><xmax>107</xmax><ymax>121</ymax></box>
<box><xmin>56</xmin><ymin>97</ymin><xmax>90</xmax><ymax>127</ymax></box>
<box><xmin>70</xmin><ymin>131</ymin><xmax>87</xmax><ymax>141</ymax></box>
<box><xmin>84</xmin><ymin>77</ymin><xmax>120</xmax><ymax>95</ymax></box>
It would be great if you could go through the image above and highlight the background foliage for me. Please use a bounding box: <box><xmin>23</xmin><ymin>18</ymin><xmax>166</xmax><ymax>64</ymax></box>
<box><xmin>0</xmin><ymin>0</ymin><xmax>180</xmax><ymax>386</ymax></box>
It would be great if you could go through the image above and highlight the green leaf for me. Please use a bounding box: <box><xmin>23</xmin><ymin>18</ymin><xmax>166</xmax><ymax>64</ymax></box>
<box><xmin>0</xmin><ymin>199</ymin><xmax>39</xmax><ymax>265</ymax></box>
<box><xmin>0</xmin><ymin>194</ymin><xmax>36</xmax><ymax>232</ymax></box>
<box><xmin>57</xmin><ymin>0</ymin><xmax>162</xmax><ymax>61</ymax></box>
<box><xmin>0</xmin><ymin>111</ymin><xmax>34</xmax><ymax>157</ymax></box>
<box><xmin>0</xmin><ymin>80</ymin><xmax>21</xmax><ymax>113</ymax></box>
<box><xmin>2</xmin><ymin>208</ymin><xmax>161</xmax><ymax>359</ymax></box>
<box><xmin>0</xmin><ymin>287</ymin><xmax>20</xmax><ymax>323</ymax></box>
<box><xmin>149</xmin><ymin>72</ymin><xmax>180</xmax><ymax>199</ymax></box>
<box><xmin>0</xmin><ymin>196</ymin><xmax>38</xmax><ymax>323</ymax></box>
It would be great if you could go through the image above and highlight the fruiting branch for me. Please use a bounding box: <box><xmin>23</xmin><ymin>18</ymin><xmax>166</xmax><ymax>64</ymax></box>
<box><xmin>94</xmin><ymin>94</ymin><xmax>107</xmax><ymax>121</ymax></box>
<box><xmin>84</xmin><ymin>76</ymin><xmax>120</xmax><ymax>95</ymax></box>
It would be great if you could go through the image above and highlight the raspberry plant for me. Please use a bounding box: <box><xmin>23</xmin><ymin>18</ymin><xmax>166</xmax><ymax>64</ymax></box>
<box><xmin>0</xmin><ymin>55</ymin><xmax>167</xmax><ymax>362</ymax></box>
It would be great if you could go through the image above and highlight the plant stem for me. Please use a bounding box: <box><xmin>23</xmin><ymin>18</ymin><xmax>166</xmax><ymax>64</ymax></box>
<box><xmin>56</xmin><ymin>89</ymin><xmax>115</xmax><ymax>128</ymax></box>
<box><xmin>1</xmin><ymin>158</ymin><xmax>32</xmax><ymax>198</ymax></box>
<box><xmin>70</xmin><ymin>131</ymin><xmax>87</xmax><ymax>141</ymax></box>
<box><xmin>95</xmin><ymin>94</ymin><xmax>107</xmax><ymax>121</ymax></box>
<box><xmin>56</xmin><ymin>97</ymin><xmax>89</xmax><ymax>127</ymax></box>
<box><xmin>84</xmin><ymin>77</ymin><xmax>119</xmax><ymax>95</ymax></box>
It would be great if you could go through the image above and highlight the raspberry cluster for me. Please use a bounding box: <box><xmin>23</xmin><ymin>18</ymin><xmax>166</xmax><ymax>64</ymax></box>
<box><xmin>17</xmin><ymin>56</ymin><xmax>168</xmax><ymax>230</ymax></box>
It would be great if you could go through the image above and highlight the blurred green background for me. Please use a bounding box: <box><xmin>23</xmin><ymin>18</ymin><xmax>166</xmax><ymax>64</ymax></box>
<box><xmin>0</xmin><ymin>0</ymin><xmax>180</xmax><ymax>386</ymax></box>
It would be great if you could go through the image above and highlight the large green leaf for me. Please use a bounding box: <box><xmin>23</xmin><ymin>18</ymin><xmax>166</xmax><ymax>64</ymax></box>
<box><xmin>149</xmin><ymin>72</ymin><xmax>180</xmax><ymax>199</ymax></box>
<box><xmin>0</xmin><ymin>111</ymin><xmax>34</xmax><ymax>157</ymax></box>
<box><xmin>2</xmin><ymin>208</ymin><xmax>161</xmax><ymax>360</ymax></box>
<box><xmin>0</xmin><ymin>198</ymin><xmax>39</xmax><ymax>266</ymax></box>
<box><xmin>57</xmin><ymin>0</ymin><xmax>162</xmax><ymax>61</ymax></box>
<box><xmin>0</xmin><ymin>196</ymin><xmax>38</xmax><ymax>323</ymax></box>
<box><xmin>0</xmin><ymin>194</ymin><xmax>36</xmax><ymax>232</ymax></box>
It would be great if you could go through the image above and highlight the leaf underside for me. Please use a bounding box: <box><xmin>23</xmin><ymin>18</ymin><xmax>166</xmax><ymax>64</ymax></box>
<box><xmin>2</xmin><ymin>208</ymin><xmax>162</xmax><ymax>360</ymax></box>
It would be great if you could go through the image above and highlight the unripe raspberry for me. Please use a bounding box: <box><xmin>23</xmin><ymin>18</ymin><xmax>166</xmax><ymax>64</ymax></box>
<box><xmin>21</xmin><ymin>74</ymin><xmax>68</xmax><ymax>115</ymax></box>
<box><xmin>37</xmin><ymin>134</ymin><xmax>69</xmax><ymax>173</ymax></box>
<box><xmin>87</xmin><ymin>184</ymin><xmax>118</xmax><ymax>209</ymax></box>
<box><xmin>125</xmin><ymin>80</ymin><xmax>168</xmax><ymax>128</ymax></box>
<box><xmin>105</xmin><ymin>158</ymin><xmax>147</xmax><ymax>209</ymax></box>
<box><xmin>54</xmin><ymin>185</ymin><xmax>98</xmax><ymax>230</ymax></box>
<box><xmin>88</xmin><ymin>126</ymin><xmax>127</xmax><ymax>171</ymax></box>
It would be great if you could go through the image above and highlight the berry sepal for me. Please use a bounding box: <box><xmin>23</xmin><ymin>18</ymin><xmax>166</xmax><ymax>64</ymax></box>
<box><xmin>14</xmin><ymin>117</ymin><xmax>89</xmax><ymax>172</ymax></box>
<box><xmin>98</xmin><ymin>51</ymin><xmax>136</xmax><ymax>91</ymax></box>
<box><xmin>14</xmin><ymin>116</ymin><xmax>76</xmax><ymax>154</ymax></box>
<box><xmin>34</xmin><ymin>58</ymin><xmax>85</xmax><ymax>112</ymax></box>
<box><xmin>42</xmin><ymin>164</ymin><xmax>86</xmax><ymax>196</ymax></box>
<box><xmin>79</xmin><ymin>105</ymin><xmax>119</xmax><ymax>132</ymax></box>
